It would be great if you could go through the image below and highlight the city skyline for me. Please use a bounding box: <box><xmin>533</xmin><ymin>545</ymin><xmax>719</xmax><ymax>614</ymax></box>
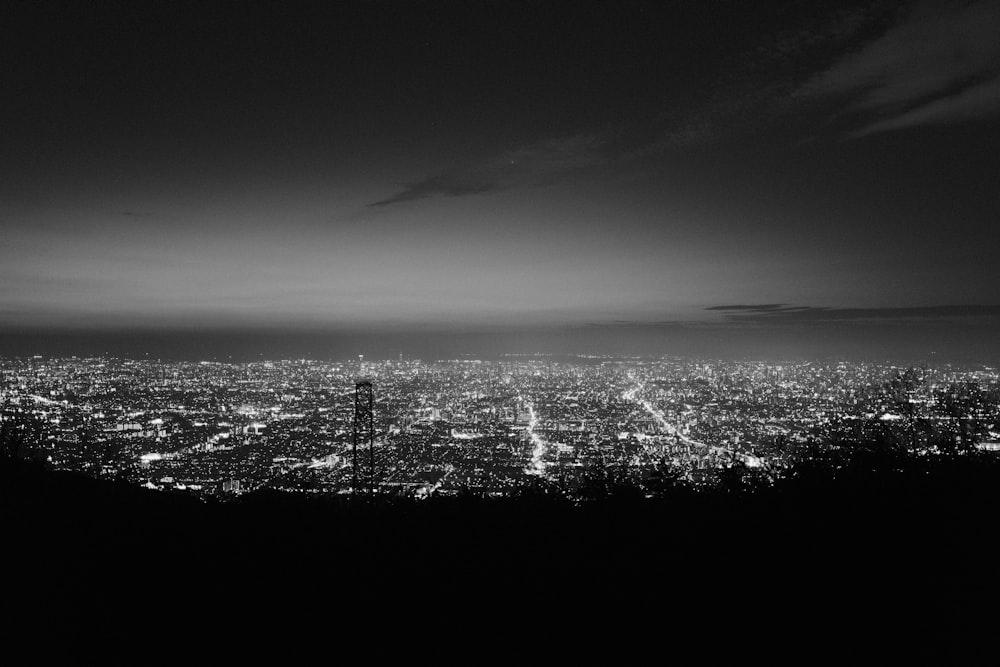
<box><xmin>5</xmin><ymin>353</ymin><xmax>996</xmax><ymax>499</ymax></box>
<box><xmin>3</xmin><ymin>1</ymin><xmax>1000</xmax><ymax>360</ymax></box>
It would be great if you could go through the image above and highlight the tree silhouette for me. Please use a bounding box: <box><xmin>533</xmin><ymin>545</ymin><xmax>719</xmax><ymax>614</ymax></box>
<box><xmin>1</xmin><ymin>402</ymin><xmax>37</xmax><ymax>462</ymax></box>
<box><xmin>1</xmin><ymin>415</ymin><xmax>24</xmax><ymax>461</ymax></box>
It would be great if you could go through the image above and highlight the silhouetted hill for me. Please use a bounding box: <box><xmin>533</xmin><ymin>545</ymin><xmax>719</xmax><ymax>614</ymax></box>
<box><xmin>4</xmin><ymin>454</ymin><xmax>999</xmax><ymax>661</ymax></box>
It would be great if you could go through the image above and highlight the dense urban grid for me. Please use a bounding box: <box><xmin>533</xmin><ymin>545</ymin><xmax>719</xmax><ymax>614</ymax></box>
<box><xmin>2</xmin><ymin>355</ymin><xmax>999</xmax><ymax>499</ymax></box>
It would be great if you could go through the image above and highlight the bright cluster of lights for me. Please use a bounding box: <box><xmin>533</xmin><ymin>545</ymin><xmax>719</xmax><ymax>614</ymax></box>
<box><xmin>523</xmin><ymin>401</ymin><xmax>548</xmax><ymax>477</ymax></box>
<box><xmin>625</xmin><ymin>380</ymin><xmax>761</xmax><ymax>468</ymax></box>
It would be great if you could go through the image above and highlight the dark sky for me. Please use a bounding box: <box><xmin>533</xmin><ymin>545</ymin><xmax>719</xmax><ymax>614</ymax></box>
<box><xmin>2</xmin><ymin>0</ymin><xmax>1000</xmax><ymax>360</ymax></box>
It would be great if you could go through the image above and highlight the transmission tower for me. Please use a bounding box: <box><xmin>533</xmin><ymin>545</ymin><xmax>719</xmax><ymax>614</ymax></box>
<box><xmin>353</xmin><ymin>380</ymin><xmax>375</xmax><ymax>496</ymax></box>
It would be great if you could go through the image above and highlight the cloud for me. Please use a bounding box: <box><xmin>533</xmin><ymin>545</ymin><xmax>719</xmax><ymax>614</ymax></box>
<box><xmin>848</xmin><ymin>75</ymin><xmax>1000</xmax><ymax>137</ymax></box>
<box><xmin>619</xmin><ymin>4</ymin><xmax>887</xmax><ymax>154</ymax></box>
<box><xmin>575</xmin><ymin>305</ymin><xmax>1000</xmax><ymax>333</ymax></box>
<box><xmin>709</xmin><ymin>304</ymin><xmax>1000</xmax><ymax>324</ymax></box>
<box><xmin>367</xmin><ymin>174</ymin><xmax>499</xmax><ymax>208</ymax></box>
<box><xmin>368</xmin><ymin>134</ymin><xmax>605</xmax><ymax>207</ymax></box>
<box><xmin>798</xmin><ymin>0</ymin><xmax>1000</xmax><ymax>136</ymax></box>
<box><xmin>707</xmin><ymin>304</ymin><xmax>798</xmax><ymax>313</ymax></box>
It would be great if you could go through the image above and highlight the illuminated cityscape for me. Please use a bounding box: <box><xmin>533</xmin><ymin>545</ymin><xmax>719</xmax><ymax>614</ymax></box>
<box><xmin>4</xmin><ymin>355</ymin><xmax>997</xmax><ymax>499</ymax></box>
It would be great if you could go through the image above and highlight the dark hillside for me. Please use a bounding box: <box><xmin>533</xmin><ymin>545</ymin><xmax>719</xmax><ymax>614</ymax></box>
<box><xmin>4</xmin><ymin>453</ymin><xmax>998</xmax><ymax>661</ymax></box>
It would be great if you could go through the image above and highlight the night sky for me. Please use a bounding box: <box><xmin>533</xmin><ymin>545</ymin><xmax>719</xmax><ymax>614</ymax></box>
<box><xmin>3</xmin><ymin>0</ymin><xmax>999</xmax><ymax>361</ymax></box>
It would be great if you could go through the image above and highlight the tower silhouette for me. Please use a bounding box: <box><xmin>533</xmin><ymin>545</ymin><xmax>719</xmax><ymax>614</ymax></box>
<box><xmin>353</xmin><ymin>380</ymin><xmax>375</xmax><ymax>495</ymax></box>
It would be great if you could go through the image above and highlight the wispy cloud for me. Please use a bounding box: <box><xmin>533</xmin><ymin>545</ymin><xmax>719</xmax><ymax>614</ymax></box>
<box><xmin>575</xmin><ymin>304</ymin><xmax>1000</xmax><ymax>332</ymax></box>
<box><xmin>706</xmin><ymin>304</ymin><xmax>807</xmax><ymax>313</ymax></box>
<box><xmin>623</xmin><ymin>4</ymin><xmax>889</xmax><ymax>153</ymax></box>
<box><xmin>368</xmin><ymin>134</ymin><xmax>605</xmax><ymax>207</ymax></box>
<box><xmin>367</xmin><ymin>2</ymin><xmax>1000</xmax><ymax>201</ymax></box>
<box><xmin>797</xmin><ymin>0</ymin><xmax>1000</xmax><ymax>137</ymax></box>
<box><xmin>848</xmin><ymin>75</ymin><xmax>1000</xmax><ymax>137</ymax></box>
<box><xmin>709</xmin><ymin>304</ymin><xmax>1000</xmax><ymax>324</ymax></box>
